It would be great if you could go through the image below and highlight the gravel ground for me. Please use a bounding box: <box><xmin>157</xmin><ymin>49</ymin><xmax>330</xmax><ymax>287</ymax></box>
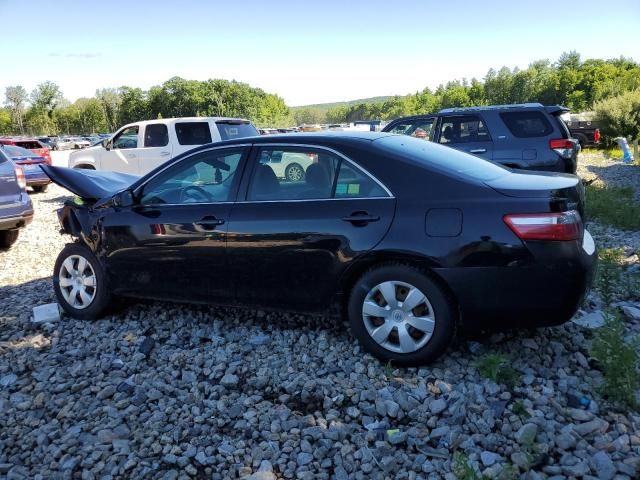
<box><xmin>1</xmin><ymin>153</ymin><xmax>639</xmax><ymax>480</ymax></box>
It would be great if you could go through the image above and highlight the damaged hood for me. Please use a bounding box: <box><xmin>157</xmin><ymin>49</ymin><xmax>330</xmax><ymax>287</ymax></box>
<box><xmin>41</xmin><ymin>165</ymin><xmax>140</xmax><ymax>201</ymax></box>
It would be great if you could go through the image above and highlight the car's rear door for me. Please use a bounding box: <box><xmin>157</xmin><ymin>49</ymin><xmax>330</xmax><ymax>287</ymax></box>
<box><xmin>226</xmin><ymin>144</ymin><xmax>396</xmax><ymax>311</ymax></box>
<box><xmin>138</xmin><ymin>122</ymin><xmax>173</xmax><ymax>174</ymax></box>
<box><xmin>435</xmin><ymin>114</ymin><xmax>494</xmax><ymax>161</ymax></box>
<box><xmin>101</xmin><ymin>146</ymin><xmax>249</xmax><ymax>303</ymax></box>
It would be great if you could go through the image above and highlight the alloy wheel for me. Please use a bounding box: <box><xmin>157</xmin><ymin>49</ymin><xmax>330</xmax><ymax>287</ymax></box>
<box><xmin>58</xmin><ymin>254</ymin><xmax>97</xmax><ymax>310</ymax></box>
<box><xmin>286</xmin><ymin>164</ymin><xmax>304</xmax><ymax>182</ymax></box>
<box><xmin>362</xmin><ymin>280</ymin><xmax>435</xmax><ymax>354</ymax></box>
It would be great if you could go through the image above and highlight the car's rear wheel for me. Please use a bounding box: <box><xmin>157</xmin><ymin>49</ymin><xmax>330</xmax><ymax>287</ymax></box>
<box><xmin>53</xmin><ymin>243</ymin><xmax>112</xmax><ymax>319</ymax></box>
<box><xmin>285</xmin><ymin>163</ymin><xmax>305</xmax><ymax>182</ymax></box>
<box><xmin>348</xmin><ymin>264</ymin><xmax>456</xmax><ymax>366</ymax></box>
<box><xmin>0</xmin><ymin>230</ymin><xmax>19</xmax><ymax>249</ymax></box>
<box><xmin>32</xmin><ymin>184</ymin><xmax>48</xmax><ymax>193</ymax></box>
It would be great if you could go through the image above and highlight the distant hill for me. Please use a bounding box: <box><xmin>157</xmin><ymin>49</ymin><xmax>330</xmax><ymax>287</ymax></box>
<box><xmin>290</xmin><ymin>96</ymin><xmax>394</xmax><ymax>111</ymax></box>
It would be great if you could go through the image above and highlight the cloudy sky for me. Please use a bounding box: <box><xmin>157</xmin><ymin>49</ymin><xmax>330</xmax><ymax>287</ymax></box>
<box><xmin>1</xmin><ymin>0</ymin><xmax>638</xmax><ymax>106</ymax></box>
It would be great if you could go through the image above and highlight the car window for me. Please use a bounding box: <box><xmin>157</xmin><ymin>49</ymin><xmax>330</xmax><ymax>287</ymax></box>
<box><xmin>144</xmin><ymin>123</ymin><xmax>169</xmax><ymax>147</ymax></box>
<box><xmin>439</xmin><ymin>116</ymin><xmax>490</xmax><ymax>144</ymax></box>
<box><xmin>3</xmin><ymin>145</ymin><xmax>35</xmax><ymax>157</ymax></box>
<box><xmin>113</xmin><ymin>126</ymin><xmax>139</xmax><ymax>149</ymax></box>
<box><xmin>247</xmin><ymin>147</ymin><xmax>389</xmax><ymax>201</ymax></box>
<box><xmin>216</xmin><ymin>121</ymin><xmax>259</xmax><ymax>140</ymax></box>
<box><xmin>388</xmin><ymin>119</ymin><xmax>435</xmax><ymax>141</ymax></box>
<box><xmin>139</xmin><ymin>148</ymin><xmax>244</xmax><ymax>205</ymax></box>
<box><xmin>500</xmin><ymin>111</ymin><xmax>553</xmax><ymax>138</ymax></box>
<box><xmin>175</xmin><ymin>122</ymin><xmax>212</xmax><ymax>145</ymax></box>
<box><xmin>16</xmin><ymin>141</ymin><xmax>42</xmax><ymax>149</ymax></box>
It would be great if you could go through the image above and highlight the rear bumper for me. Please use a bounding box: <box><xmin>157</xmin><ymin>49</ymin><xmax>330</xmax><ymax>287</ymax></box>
<box><xmin>0</xmin><ymin>210</ymin><xmax>34</xmax><ymax>230</ymax></box>
<box><xmin>436</xmin><ymin>232</ymin><xmax>597</xmax><ymax>329</ymax></box>
<box><xmin>23</xmin><ymin>169</ymin><xmax>51</xmax><ymax>186</ymax></box>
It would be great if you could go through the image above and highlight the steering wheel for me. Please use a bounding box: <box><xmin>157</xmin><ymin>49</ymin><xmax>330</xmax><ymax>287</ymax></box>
<box><xmin>181</xmin><ymin>185</ymin><xmax>213</xmax><ymax>203</ymax></box>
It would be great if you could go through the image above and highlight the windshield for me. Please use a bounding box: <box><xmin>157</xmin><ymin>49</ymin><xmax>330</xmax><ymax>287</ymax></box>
<box><xmin>2</xmin><ymin>145</ymin><xmax>38</xmax><ymax>157</ymax></box>
<box><xmin>216</xmin><ymin>121</ymin><xmax>259</xmax><ymax>140</ymax></box>
<box><xmin>375</xmin><ymin>134</ymin><xmax>508</xmax><ymax>182</ymax></box>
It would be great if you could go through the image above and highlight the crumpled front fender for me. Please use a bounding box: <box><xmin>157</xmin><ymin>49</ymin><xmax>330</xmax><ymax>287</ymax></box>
<box><xmin>57</xmin><ymin>201</ymin><xmax>102</xmax><ymax>251</ymax></box>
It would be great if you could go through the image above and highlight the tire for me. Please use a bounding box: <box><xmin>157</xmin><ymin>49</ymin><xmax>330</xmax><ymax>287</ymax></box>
<box><xmin>53</xmin><ymin>243</ymin><xmax>112</xmax><ymax>319</ymax></box>
<box><xmin>348</xmin><ymin>263</ymin><xmax>456</xmax><ymax>366</ymax></box>
<box><xmin>285</xmin><ymin>163</ymin><xmax>305</xmax><ymax>182</ymax></box>
<box><xmin>32</xmin><ymin>184</ymin><xmax>48</xmax><ymax>193</ymax></box>
<box><xmin>0</xmin><ymin>230</ymin><xmax>19</xmax><ymax>249</ymax></box>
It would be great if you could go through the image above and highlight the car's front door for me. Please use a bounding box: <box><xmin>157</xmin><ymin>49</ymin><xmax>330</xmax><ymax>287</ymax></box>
<box><xmin>435</xmin><ymin>115</ymin><xmax>494</xmax><ymax>161</ymax></box>
<box><xmin>99</xmin><ymin>126</ymin><xmax>141</xmax><ymax>174</ymax></box>
<box><xmin>101</xmin><ymin>146</ymin><xmax>248</xmax><ymax>303</ymax></box>
<box><xmin>227</xmin><ymin>145</ymin><xmax>396</xmax><ymax>311</ymax></box>
<box><xmin>139</xmin><ymin>123</ymin><xmax>173</xmax><ymax>174</ymax></box>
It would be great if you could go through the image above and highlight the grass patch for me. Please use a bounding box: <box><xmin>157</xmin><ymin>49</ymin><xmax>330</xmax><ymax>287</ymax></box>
<box><xmin>591</xmin><ymin>310</ymin><xmax>640</xmax><ymax>410</ymax></box>
<box><xmin>596</xmin><ymin>248</ymin><xmax>639</xmax><ymax>303</ymax></box>
<box><xmin>476</xmin><ymin>354</ymin><xmax>520</xmax><ymax>389</ymax></box>
<box><xmin>585</xmin><ymin>184</ymin><xmax>640</xmax><ymax>230</ymax></box>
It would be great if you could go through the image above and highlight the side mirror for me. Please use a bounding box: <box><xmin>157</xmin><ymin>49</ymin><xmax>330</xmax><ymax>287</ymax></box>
<box><xmin>103</xmin><ymin>139</ymin><xmax>111</xmax><ymax>150</ymax></box>
<box><xmin>114</xmin><ymin>189</ymin><xmax>134</xmax><ymax>208</ymax></box>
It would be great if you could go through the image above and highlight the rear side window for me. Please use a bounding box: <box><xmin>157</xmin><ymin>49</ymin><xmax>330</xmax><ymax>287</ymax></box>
<box><xmin>439</xmin><ymin>116</ymin><xmax>490</xmax><ymax>144</ymax></box>
<box><xmin>144</xmin><ymin>123</ymin><xmax>169</xmax><ymax>147</ymax></box>
<box><xmin>175</xmin><ymin>122</ymin><xmax>212</xmax><ymax>145</ymax></box>
<box><xmin>500</xmin><ymin>111</ymin><xmax>553</xmax><ymax>138</ymax></box>
<box><xmin>216</xmin><ymin>121</ymin><xmax>259</xmax><ymax>140</ymax></box>
<box><xmin>16</xmin><ymin>141</ymin><xmax>42</xmax><ymax>149</ymax></box>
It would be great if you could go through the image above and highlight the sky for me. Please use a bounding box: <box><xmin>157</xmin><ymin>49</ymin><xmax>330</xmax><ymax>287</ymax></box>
<box><xmin>0</xmin><ymin>0</ymin><xmax>638</xmax><ymax>106</ymax></box>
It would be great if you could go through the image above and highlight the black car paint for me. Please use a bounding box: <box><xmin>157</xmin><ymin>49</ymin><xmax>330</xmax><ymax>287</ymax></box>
<box><xmin>43</xmin><ymin>132</ymin><xmax>595</xmax><ymax>328</ymax></box>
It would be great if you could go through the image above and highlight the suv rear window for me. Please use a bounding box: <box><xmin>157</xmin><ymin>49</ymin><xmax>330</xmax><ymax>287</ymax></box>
<box><xmin>500</xmin><ymin>111</ymin><xmax>553</xmax><ymax>138</ymax></box>
<box><xmin>175</xmin><ymin>122</ymin><xmax>212</xmax><ymax>145</ymax></box>
<box><xmin>15</xmin><ymin>141</ymin><xmax>43</xmax><ymax>149</ymax></box>
<box><xmin>216</xmin><ymin>121</ymin><xmax>258</xmax><ymax>141</ymax></box>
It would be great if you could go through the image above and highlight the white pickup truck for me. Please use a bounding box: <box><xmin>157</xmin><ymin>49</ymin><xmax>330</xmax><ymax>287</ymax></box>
<box><xmin>68</xmin><ymin>117</ymin><xmax>259</xmax><ymax>175</ymax></box>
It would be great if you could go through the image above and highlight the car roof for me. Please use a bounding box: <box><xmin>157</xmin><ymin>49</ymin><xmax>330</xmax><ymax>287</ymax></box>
<box><xmin>222</xmin><ymin>131</ymin><xmax>395</xmax><ymax>146</ymax></box>
<box><xmin>121</xmin><ymin>117</ymin><xmax>254</xmax><ymax>129</ymax></box>
<box><xmin>385</xmin><ymin>104</ymin><xmax>569</xmax><ymax>123</ymax></box>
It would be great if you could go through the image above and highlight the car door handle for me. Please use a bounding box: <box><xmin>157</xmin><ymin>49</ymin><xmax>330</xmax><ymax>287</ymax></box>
<box><xmin>194</xmin><ymin>216</ymin><xmax>225</xmax><ymax>231</ymax></box>
<box><xmin>469</xmin><ymin>148</ymin><xmax>486</xmax><ymax>154</ymax></box>
<box><xmin>160</xmin><ymin>151</ymin><xmax>170</xmax><ymax>157</ymax></box>
<box><xmin>125</xmin><ymin>153</ymin><xmax>137</xmax><ymax>158</ymax></box>
<box><xmin>342</xmin><ymin>212</ymin><xmax>380</xmax><ymax>226</ymax></box>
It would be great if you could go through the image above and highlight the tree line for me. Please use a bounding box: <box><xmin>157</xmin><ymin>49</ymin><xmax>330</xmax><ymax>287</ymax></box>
<box><xmin>1</xmin><ymin>77</ymin><xmax>291</xmax><ymax>135</ymax></box>
<box><xmin>2</xmin><ymin>51</ymin><xmax>639</xmax><ymax>137</ymax></box>
<box><xmin>292</xmin><ymin>52</ymin><xmax>640</xmax><ymax>126</ymax></box>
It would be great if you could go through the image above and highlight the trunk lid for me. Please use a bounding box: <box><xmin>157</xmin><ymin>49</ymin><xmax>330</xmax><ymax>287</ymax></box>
<box><xmin>41</xmin><ymin>165</ymin><xmax>139</xmax><ymax>201</ymax></box>
<box><xmin>485</xmin><ymin>170</ymin><xmax>584</xmax><ymax>217</ymax></box>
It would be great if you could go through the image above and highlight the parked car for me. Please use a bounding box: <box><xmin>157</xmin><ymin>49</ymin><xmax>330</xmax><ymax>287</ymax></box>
<box><xmin>69</xmin><ymin>137</ymin><xmax>91</xmax><ymax>149</ymax></box>
<box><xmin>0</xmin><ymin>145</ymin><xmax>51</xmax><ymax>192</ymax></box>
<box><xmin>52</xmin><ymin>137</ymin><xmax>73</xmax><ymax>150</ymax></box>
<box><xmin>563</xmin><ymin>114</ymin><xmax>601</xmax><ymax>148</ymax></box>
<box><xmin>37</xmin><ymin>137</ymin><xmax>56</xmax><ymax>149</ymax></box>
<box><xmin>0</xmin><ymin>138</ymin><xmax>52</xmax><ymax>165</ymax></box>
<box><xmin>0</xmin><ymin>148</ymin><xmax>33</xmax><ymax>248</ymax></box>
<box><xmin>383</xmin><ymin>103</ymin><xmax>579</xmax><ymax>173</ymax></box>
<box><xmin>258</xmin><ymin>150</ymin><xmax>316</xmax><ymax>181</ymax></box>
<box><xmin>42</xmin><ymin>132</ymin><xmax>596</xmax><ymax>365</ymax></box>
<box><xmin>68</xmin><ymin>117</ymin><xmax>259</xmax><ymax>175</ymax></box>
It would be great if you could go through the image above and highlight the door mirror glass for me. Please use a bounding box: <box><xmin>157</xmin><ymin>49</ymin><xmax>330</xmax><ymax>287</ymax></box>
<box><xmin>102</xmin><ymin>139</ymin><xmax>110</xmax><ymax>150</ymax></box>
<box><xmin>114</xmin><ymin>189</ymin><xmax>135</xmax><ymax>208</ymax></box>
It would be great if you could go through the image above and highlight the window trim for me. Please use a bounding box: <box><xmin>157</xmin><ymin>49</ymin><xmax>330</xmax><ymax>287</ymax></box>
<box><xmin>436</xmin><ymin>114</ymin><xmax>492</xmax><ymax>144</ymax></box>
<box><xmin>240</xmin><ymin>143</ymin><xmax>394</xmax><ymax>203</ymax></box>
<box><xmin>133</xmin><ymin>144</ymin><xmax>251</xmax><ymax>206</ymax></box>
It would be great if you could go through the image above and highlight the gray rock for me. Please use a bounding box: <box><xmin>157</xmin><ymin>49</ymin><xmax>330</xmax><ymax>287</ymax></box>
<box><xmin>385</xmin><ymin>400</ymin><xmax>400</xmax><ymax>418</ymax></box>
<box><xmin>249</xmin><ymin>334</ymin><xmax>271</xmax><ymax>346</ymax></box>
<box><xmin>516</xmin><ymin>423</ymin><xmax>538</xmax><ymax>444</ymax></box>
<box><xmin>480</xmin><ymin>451</ymin><xmax>500</xmax><ymax>466</ymax></box>
<box><xmin>0</xmin><ymin>374</ymin><xmax>17</xmax><ymax>388</ymax></box>
<box><xmin>622</xmin><ymin>305</ymin><xmax>640</xmax><ymax>320</ymax></box>
<box><xmin>572</xmin><ymin>311</ymin><xmax>605</xmax><ymax>329</ymax></box>
<box><xmin>296</xmin><ymin>452</ymin><xmax>313</xmax><ymax>466</ymax></box>
<box><xmin>573</xmin><ymin>418</ymin><xmax>608</xmax><ymax>437</ymax></box>
<box><xmin>591</xmin><ymin>451</ymin><xmax>616</xmax><ymax>480</ymax></box>
<box><xmin>97</xmin><ymin>385</ymin><xmax>116</xmax><ymax>400</ymax></box>
<box><xmin>555</xmin><ymin>432</ymin><xmax>576</xmax><ymax>450</ymax></box>
<box><xmin>388</xmin><ymin>431</ymin><xmax>408</xmax><ymax>445</ymax></box>
<box><xmin>138</xmin><ymin>336</ymin><xmax>155</xmax><ymax>355</ymax></box>
<box><xmin>430</xmin><ymin>398</ymin><xmax>447</xmax><ymax>415</ymax></box>
<box><xmin>220</xmin><ymin>374</ymin><xmax>239</xmax><ymax>387</ymax></box>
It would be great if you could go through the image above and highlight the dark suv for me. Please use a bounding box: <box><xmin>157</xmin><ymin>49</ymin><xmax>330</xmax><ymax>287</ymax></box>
<box><xmin>382</xmin><ymin>103</ymin><xmax>578</xmax><ymax>173</ymax></box>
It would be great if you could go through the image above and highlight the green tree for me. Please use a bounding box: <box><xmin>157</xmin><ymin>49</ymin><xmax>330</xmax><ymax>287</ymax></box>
<box><xmin>96</xmin><ymin>88</ymin><xmax>121</xmax><ymax>132</ymax></box>
<box><xmin>594</xmin><ymin>90</ymin><xmax>640</xmax><ymax>142</ymax></box>
<box><xmin>4</xmin><ymin>86</ymin><xmax>28</xmax><ymax>134</ymax></box>
<box><xmin>0</xmin><ymin>108</ymin><xmax>12</xmax><ymax>135</ymax></box>
<box><xmin>293</xmin><ymin>107</ymin><xmax>325</xmax><ymax>125</ymax></box>
<box><xmin>119</xmin><ymin>87</ymin><xmax>150</xmax><ymax>125</ymax></box>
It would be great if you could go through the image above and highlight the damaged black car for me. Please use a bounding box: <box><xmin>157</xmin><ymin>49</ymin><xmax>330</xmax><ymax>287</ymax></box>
<box><xmin>42</xmin><ymin>132</ymin><xmax>596</xmax><ymax>365</ymax></box>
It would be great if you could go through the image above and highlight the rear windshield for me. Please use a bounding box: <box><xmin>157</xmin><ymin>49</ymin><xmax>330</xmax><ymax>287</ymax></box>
<box><xmin>216</xmin><ymin>121</ymin><xmax>259</xmax><ymax>140</ymax></box>
<box><xmin>15</xmin><ymin>141</ymin><xmax>43</xmax><ymax>149</ymax></box>
<box><xmin>499</xmin><ymin>111</ymin><xmax>553</xmax><ymax>138</ymax></box>
<box><xmin>175</xmin><ymin>122</ymin><xmax>212</xmax><ymax>145</ymax></box>
<box><xmin>376</xmin><ymin>135</ymin><xmax>508</xmax><ymax>182</ymax></box>
<box><xmin>3</xmin><ymin>145</ymin><xmax>36</xmax><ymax>157</ymax></box>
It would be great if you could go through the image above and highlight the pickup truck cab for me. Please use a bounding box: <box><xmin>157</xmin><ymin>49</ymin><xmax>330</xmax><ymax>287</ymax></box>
<box><xmin>68</xmin><ymin>117</ymin><xmax>259</xmax><ymax>175</ymax></box>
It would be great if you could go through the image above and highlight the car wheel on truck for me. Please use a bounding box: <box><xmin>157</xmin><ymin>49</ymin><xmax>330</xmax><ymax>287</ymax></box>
<box><xmin>0</xmin><ymin>230</ymin><xmax>19</xmax><ymax>249</ymax></box>
<box><xmin>347</xmin><ymin>263</ymin><xmax>457</xmax><ymax>366</ymax></box>
<box><xmin>53</xmin><ymin>243</ymin><xmax>113</xmax><ymax>319</ymax></box>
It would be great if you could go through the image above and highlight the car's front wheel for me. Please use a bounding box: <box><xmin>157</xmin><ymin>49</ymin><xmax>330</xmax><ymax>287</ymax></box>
<box><xmin>53</xmin><ymin>243</ymin><xmax>112</xmax><ymax>319</ymax></box>
<box><xmin>0</xmin><ymin>230</ymin><xmax>19</xmax><ymax>249</ymax></box>
<box><xmin>285</xmin><ymin>163</ymin><xmax>305</xmax><ymax>182</ymax></box>
<box><xmin>32</xmin><ymin>184</ymin><xmax>48</xmax><ymax>193</ymax></box>
<box><xmin>348</xmin><ymin>264</ymin><xmax>456</xmax><ymax>366</ymax></box>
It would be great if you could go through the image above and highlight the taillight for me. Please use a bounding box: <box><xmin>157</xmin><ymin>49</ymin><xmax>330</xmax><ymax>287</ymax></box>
<box><xmin>14</xmin><ymin>164</ymin><xmax>26</xmax><ymax>190</ymax></box>
<box><xmin>593</xmin><ymin>128</ymin><xmax>601</xmax><ymax>143</ymax></box>
<box><xmin>549</xmin><ymin>138</ymin><xmax>576</xmax><ymax>159</ymax></box>
<box><xmin>504</xmin><ymin>210</ymin><xmax>582</xmax><ymax>241</ymax></box>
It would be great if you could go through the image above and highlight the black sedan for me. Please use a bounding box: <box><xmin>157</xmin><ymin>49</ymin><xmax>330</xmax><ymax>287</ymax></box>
<box><xmin>42</xmin><ymin>132</ymin><xmax>596</xmax><ymax>365</ymax></box>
